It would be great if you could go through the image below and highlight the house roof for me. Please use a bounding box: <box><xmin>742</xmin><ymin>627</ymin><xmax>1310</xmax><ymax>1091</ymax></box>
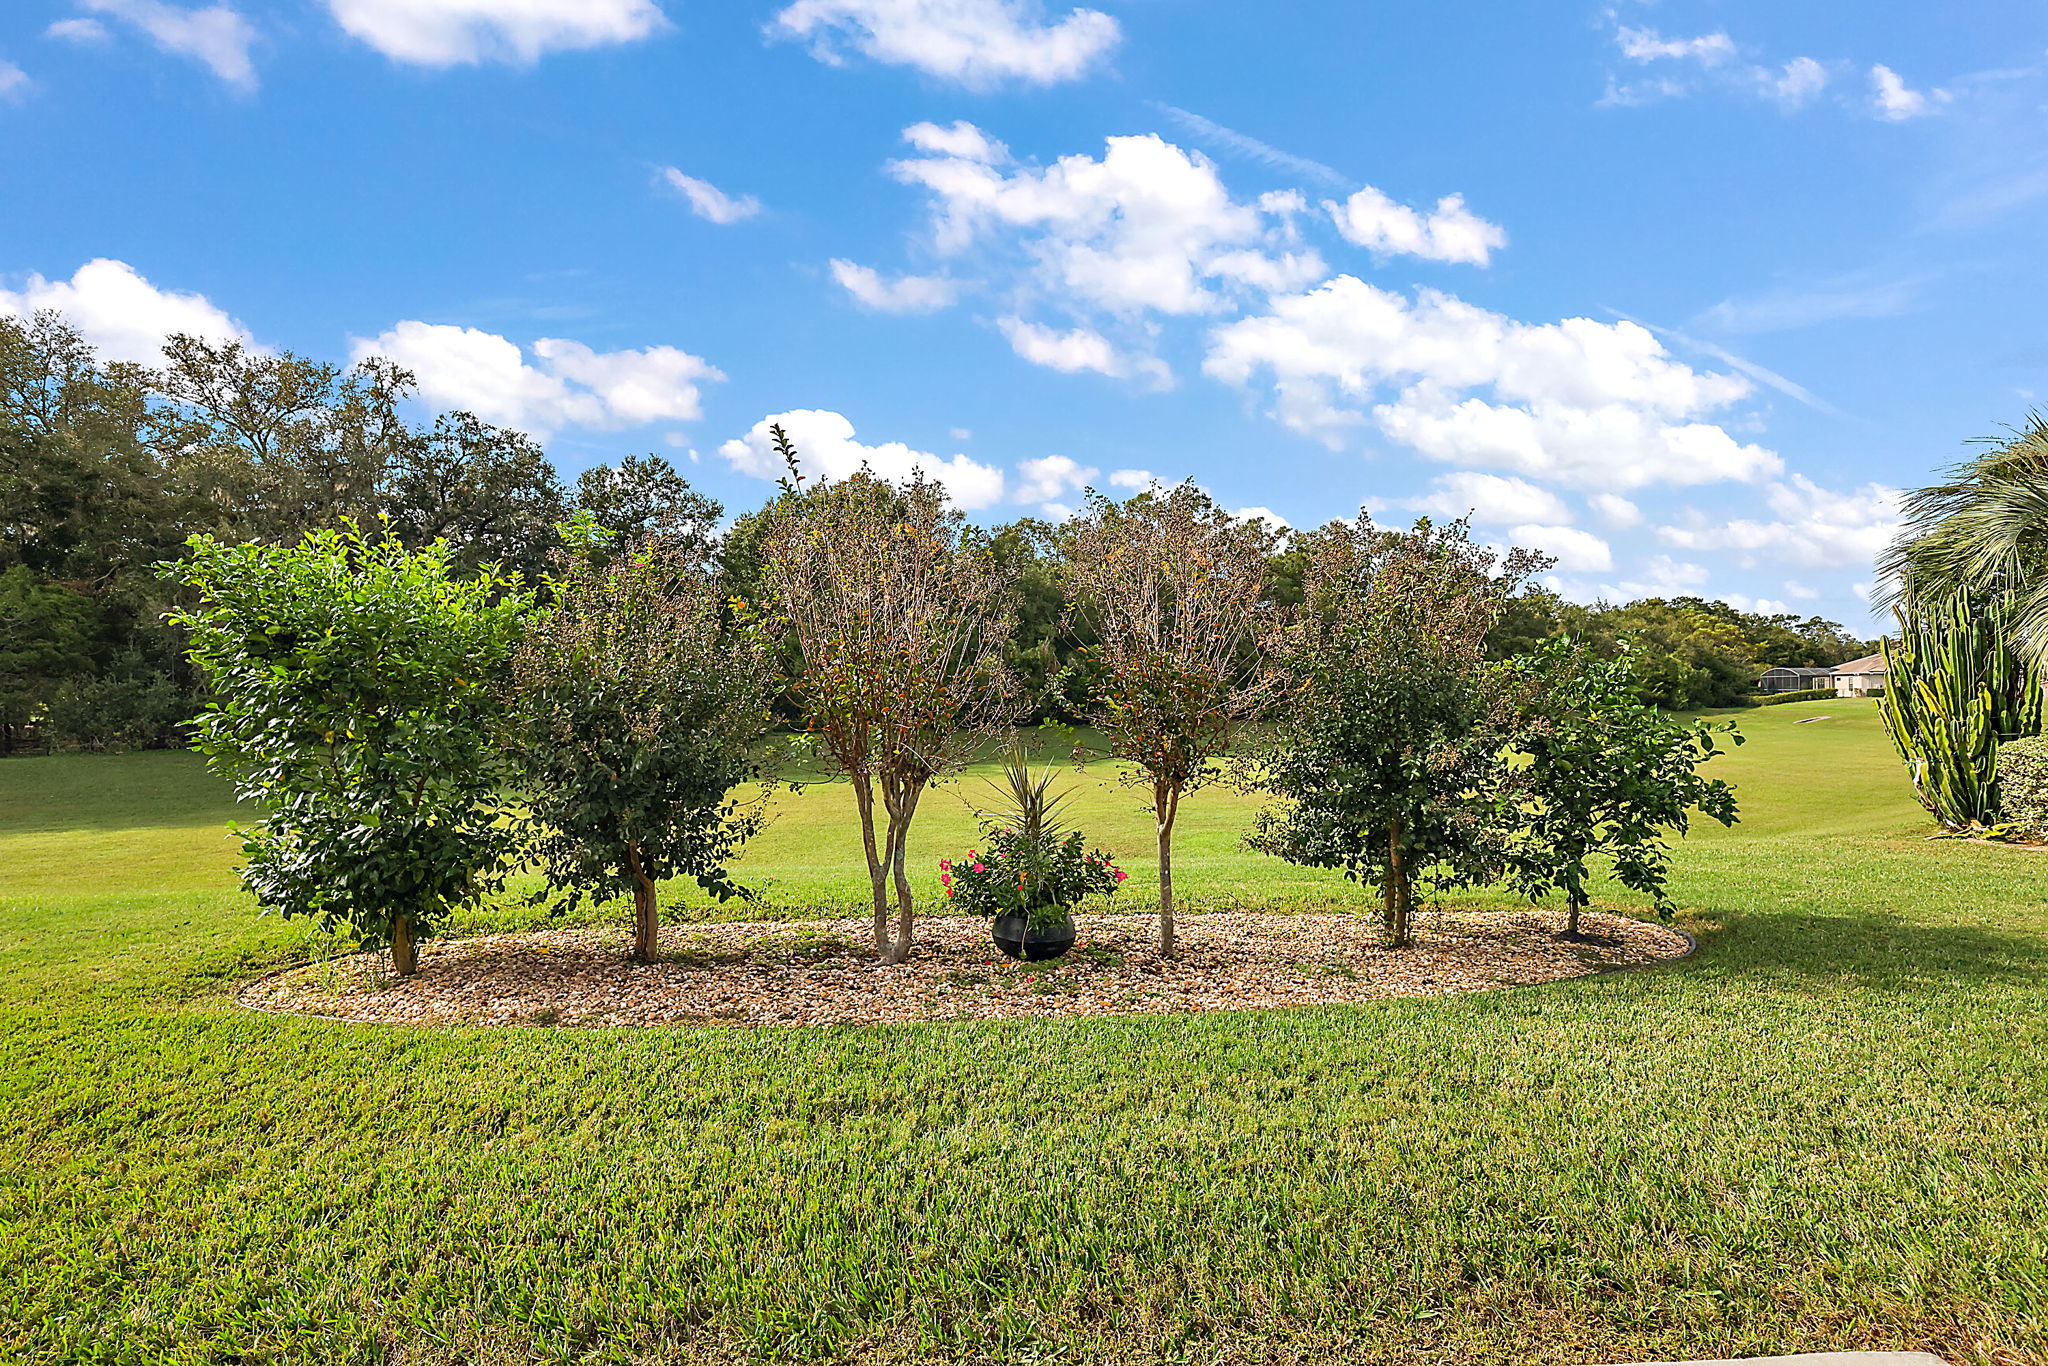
<box><xmin>1761</xmin><ymin>666</ymin><xmax>1835</xmax><ymax>678</ymax></box>
<box><xmin>1834</xmin><ymin>653</ymin><xmax>1886</xmax><ymax>675</ymax></box>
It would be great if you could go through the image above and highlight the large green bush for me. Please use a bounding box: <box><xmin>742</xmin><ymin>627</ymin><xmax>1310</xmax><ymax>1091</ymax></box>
<box><xmin>170</xmin><ymin>523</ymin><xmax>532</xmax><ymax>975</ymax></box>
<box><xmin>1997</xmin><ymin>735</ymin><xmax>2048</xmax><ymax>837</ymax></box>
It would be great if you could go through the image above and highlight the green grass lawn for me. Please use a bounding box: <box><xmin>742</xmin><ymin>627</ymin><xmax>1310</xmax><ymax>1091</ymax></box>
<box><xmin>2</xmin><ymin>699</ymin><xmax>2045</xmax><ymax>1365</ymax></box>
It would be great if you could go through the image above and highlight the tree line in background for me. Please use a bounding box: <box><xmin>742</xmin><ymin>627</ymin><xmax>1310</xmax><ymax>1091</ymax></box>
<box><xmin>1</xmin><ymin>312</ymin><xmax>1875</xmax><ymax>754</ymax></box>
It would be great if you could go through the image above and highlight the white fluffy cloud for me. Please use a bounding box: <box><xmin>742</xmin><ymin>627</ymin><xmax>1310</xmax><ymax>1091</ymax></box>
<box><xmin>1109</xmin><ymin>468</ymin><xmax>1156</xmax><ymax>490</ymax></box>
<box><xmin>1325</xmin><ymin>188</ymin><xmax>1505</xmax><ymax>266</ymax></box>
<box><xmin>0</xmin><ymin>258</ymin><xmax>250</xmax><ymax>363</ymax></box>
<box><xmin>1588</xmin><ymin>492</ymin><xmax>1641</xmax><ymax>527</ymax></box>
<box><xmin>999</xmin><ymin>317</ymin><xmax>1170</xmax><ymax>387</ymax></box>
<box><xmin>351</xmin><ymin>322</ymin><xmax>721</xmax><ymax>436</ymax></box>
<box><xmin>1765</xmin><ymin>57</ymin><xmax>1830</xmax><ymax>110</ymax></box>
<box><xmin>77</xmin><ymin>0</ymin><xmax>256</xmax><ymax>89</ymax></box>
<box><xmin>871</xmin><ymin>122</ymin><xmax>1503</xmax><ymax>396</ymax></box>
<box><xmin>892</xmin><ymin>130</ymin><xmax>1282</xmax><ymax>317</ymax></box>
<box><xmin>660</xmin><ymin>169</ymin><xmax>762</xmax><ymax>224</ymax></box>
<box><xmin>1615</xmin><ymin>26</ymin><xmax>1735</xmax><ymax>65</ymax></box>
<box><xmin>719</xmin><ymin>409</ymin><xmax>1006</xmax><ymax>509</ymax></box>
<box><xmin>1605</xmin><ymin>23</ymin><xmax>1949</xmax><ymax>122</ymax></box>
<box><xmin>1204</xmin><ymin>275</ymin><xmax>1776</xmax><ymax>489</ymax></box>
<box><xmin>1510</xmin><ymin>523</ymin><xmax>1613</xmax><ymax>573</ymax></box>
<box><xmin>46</xmin><ymin>17</ymin><xmax>108</xmax><ymax>41</ymax></box>
<box><xmin>903</xmin><ymin>119</ymin><xmax>1008</xmax><ymax>162</ymax></box>
<box><xmin>770</xmin><ymin>0</ymin><xmax>1118</xmax><ymax>87</ymax></box>
<box><xmin>1870</xmin><ymin>64</ymin><xmax>1947</xmax><ymax>121</ymax></box>
<box><xmin>1597</xmin><ymin>554</ymin><xmax>1710</xmax><ymax>601</ymax></box>
<box><xmin>325</xmin><ymin>0</ymin><xmax>664</xmax><ymax>65</ymax></box>
<box><xmin>0</xmin><ymin>59</ymin><xmax>29</xmax><ymax>101</ymax></box>
<box><xmin>1401</xmin><ymin>472</ymin><xmax>1572</xmax><ymax>526</ymax></box>
<box><xmin>830</xmin><ymin>259</ymin><xmax>958</xmax><ymax>313</ymax></box>
<box><xmin>1655</xmin><ymin>475</ymin><xmax>1902</xmax><ymax>569</ymax></box>
<box><xmin>1013</xmin><ymin>453</ymin><xmax>1097</xmax><ymax>510</ymax></box>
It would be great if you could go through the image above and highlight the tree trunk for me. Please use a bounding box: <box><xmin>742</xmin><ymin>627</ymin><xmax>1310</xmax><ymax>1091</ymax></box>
<box><xmin>1565</xmin><ymin>890</ymin><xmax>1584</xmax><ymax>941</ymax></box>
<box><xmin>625</xmin><ymin>842</ymin><xmax>660</xmax><ymax>963</ymax></box>
<box><xmin>1384</xmin><ymin>817</ymin><xmax>1411</xmax><ymax>948</ymax></box>
<box><xmin>390</xmin><ymin>913</ymin><xmax>419</xmax><ymax>977</ymax></box>
<box><xmin>885</xmin><ymin>782</ymin><xmax>923</xmax><ymax>966</ymax></box>
<box><xmin>851</xmin><ymin>773</ymin><xmax>893</xmax><ymax>961</ymax></box>
<box><xmin>1156</xmin><ymin>782</ymin><xmax>1180</xmax><ymax>958</ymax></box>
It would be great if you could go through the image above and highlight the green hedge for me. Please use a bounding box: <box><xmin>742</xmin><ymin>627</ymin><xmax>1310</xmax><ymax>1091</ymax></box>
<box><xmin>1752</xmin><ymin>687</ymin><xmax>1836</xmax><ymax>706</ymax></box>
<box><xmin>1998</xmin><ymin>735</ymin><xmax>2048</xmax><ymax>836</ymax></box>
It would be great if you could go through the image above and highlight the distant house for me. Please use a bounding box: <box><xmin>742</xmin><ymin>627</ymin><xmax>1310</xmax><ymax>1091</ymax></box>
<box><xmin>1832</xmin><ymin>653</ymin><xmax>1886</xmax><ymax>698</ymax></box>
<box><xmin>1757</xmin><ymin>666</ymin><xmax>1836</xmax><ymax>694</ymax></box>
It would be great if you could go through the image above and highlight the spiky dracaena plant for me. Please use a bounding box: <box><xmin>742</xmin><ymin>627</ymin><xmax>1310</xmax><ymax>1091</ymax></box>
<box><xmin>1879</xmin><ymin>592</ymin><xmax>2044</xmax><ymax>830</ymax></box>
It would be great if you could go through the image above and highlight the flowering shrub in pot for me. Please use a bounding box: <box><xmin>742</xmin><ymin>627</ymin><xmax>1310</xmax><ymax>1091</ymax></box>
<box><xmin>941</xmin><ymin>748</ymin><xmax>1125</xmax><ymax>960</ymax></box>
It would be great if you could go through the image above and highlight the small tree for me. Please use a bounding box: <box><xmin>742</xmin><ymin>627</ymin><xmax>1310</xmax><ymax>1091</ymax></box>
<box><xmin>763</xmin><ymin>464</ymin><xmax>1013</xmax><ymax>963</ymax></box>
<box><xmin>1057</xmin><ymin>483</ymin><xmax>1281</xmax><ymax>956</ymax></box>
<box><xmin>510</xmin><ymin>523</ymin><xmax>775</xmax><ymax>962</ymax></box>
<box><xmin>169</xmin><ymin>523</ymin><xmax>531</xmax><ymax>975</ymax></box>
<box><xmin>1251</xmin><ymin>516</ymin><xmax>1542</xmax><ymax>946</ymax></box>
<box><xmin>1499</xmin><ymin>639</ymin><xmax>1741</xmax><ymax>939</ymax></box>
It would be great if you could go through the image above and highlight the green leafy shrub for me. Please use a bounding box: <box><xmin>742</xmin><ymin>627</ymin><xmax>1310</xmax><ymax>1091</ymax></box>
<box><xmin>1997</xmin><ymin>735</ymin><xmax>2048</xmax><ymax>837</ymax></box>
<box><xmin>169</xmin><ymin>523</ymin><xmax>532</xmax><ymax>976</ymax></box>
<box><xmin>44</xmin><ymin>657</ymin><xmax>191</xmax><ymax>752</ymax></box>
<box><xmin>1752</xmin><ymin>687</ymin><xmax>1836</xmax><ymax>706</ymax></box>
<box><xmin>510</xmin><ymin>523</ymin><xmax>776</xmax><ymax>963</ymax></box>
<box><xmin>1500</xmin><ymin>640</ymin><xmax>1741</xmax><ymax>936</ymax></box>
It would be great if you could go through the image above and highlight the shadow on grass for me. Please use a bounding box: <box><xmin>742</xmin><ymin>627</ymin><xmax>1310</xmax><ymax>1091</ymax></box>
<box><xmin>1692</xmin><ymin>906</ymin><xmax>2046</xmax><ymax>989</ymax></box>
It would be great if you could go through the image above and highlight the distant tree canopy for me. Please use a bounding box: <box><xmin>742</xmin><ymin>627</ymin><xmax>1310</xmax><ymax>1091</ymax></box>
<box><xmin>1484</xmin><ymin>587</ymin><xmax>1875</xmax><ymax>711</ymax></box>
<box><xmin>0</xmin><ymin>312</ymin><xmax>723</xmax><ymax>752</ymax></box>
<box><xmin>1</xmin><ymin>309</ymin><xmax>1880</xmax><ymax>752</ymax></box>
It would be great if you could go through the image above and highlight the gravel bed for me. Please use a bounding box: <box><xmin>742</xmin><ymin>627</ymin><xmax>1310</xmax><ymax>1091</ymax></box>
<box><xmin>241</xmin><ymin>909</ymin><xmax>1691</xmax><ymax>1029</ymax></box>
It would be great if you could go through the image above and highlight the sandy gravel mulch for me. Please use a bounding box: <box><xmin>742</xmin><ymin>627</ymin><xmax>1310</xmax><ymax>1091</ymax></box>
<box><xmin>239</xmin><ymin>910</ymin><xmax>1691</xmax><ymax>1029</ymax></box>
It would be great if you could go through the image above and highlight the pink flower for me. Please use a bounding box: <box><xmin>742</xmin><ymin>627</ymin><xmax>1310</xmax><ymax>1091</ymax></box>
<box><xmin>946</xmin><ymin>886</ymin><xmax>955</xmax><ymax>898</ymax></box>
<box><xmin>941</xmin><ymin>872</ymin><xmax>952</xmax><ymax>886</ymax></box>
<box><xmin>1113</xmin><ymin>869</ymin><xmax>1127</xmax><ymax>882</ymax></box>
<box><xmin>971</xmin><ymin>862</ymin><xmax>984</xmax><ymax>874</ymax></box>
<box><xmin>939</xmin><ymin>859</ymin><xmax>952</xmax><ymax>872</ymax></box>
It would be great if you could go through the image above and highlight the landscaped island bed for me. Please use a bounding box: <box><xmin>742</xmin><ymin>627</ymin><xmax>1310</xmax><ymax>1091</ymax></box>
<box><xmin>241</xmin><ymin>909</ymin><xmax>1690</xmax><ymax>1028</ymax></box>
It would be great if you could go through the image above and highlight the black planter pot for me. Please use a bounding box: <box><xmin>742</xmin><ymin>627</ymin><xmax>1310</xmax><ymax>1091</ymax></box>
<box><xmin>991</xmin><ymin>912</ymin><xmax>1076</xmax><ymax>961</ymax></box>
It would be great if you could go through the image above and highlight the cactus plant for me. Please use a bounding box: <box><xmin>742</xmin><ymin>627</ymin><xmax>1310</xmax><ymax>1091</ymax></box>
<box><xmin>1879</xmin><ymin>593</ymin><xmax>2044</xmax><ymax>829</ymax></box>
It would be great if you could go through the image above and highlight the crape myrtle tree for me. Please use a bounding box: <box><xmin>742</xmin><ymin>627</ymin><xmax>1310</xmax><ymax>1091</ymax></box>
<box><xmin>1057</xmin><ymin>483</ymin><xmax>1282</xmax><ymax>956</ymax></box>
<box><xmin>763</xmin><ymin>456</ymin><xmax>1015</xmax><ymax>964</ymax></box>
<box><xmin>1251</xmin><ymin>516</ymin><xmax>1544</xmax><ymax>947</ymax></box>
<box><xmin>170</xmin><ymin>523</ymin><xmax>531</xmax><ymax>976</ymax></box>
<box><xmin>1498</xmin><ymin>639</ymin><xmax>1741</xmax><ymax>939</ymax></box>
<box><xmin>511</xmin><ymin>518</ymin><xmax>776</xmax><ymax>963</ymax></box>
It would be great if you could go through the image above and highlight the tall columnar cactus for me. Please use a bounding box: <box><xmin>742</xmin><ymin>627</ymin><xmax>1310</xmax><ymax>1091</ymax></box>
<box><xmin>1879</xmin><ymin>593</ymin><xmax>2044</xmax><ymax>829</ymax></box>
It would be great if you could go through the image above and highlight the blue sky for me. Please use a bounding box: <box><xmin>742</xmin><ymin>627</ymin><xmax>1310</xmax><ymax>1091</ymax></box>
<box><xmin>4</xmin><ymin>0</ymin><xmax>2045</xmax><ymax>629</ymax></box>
